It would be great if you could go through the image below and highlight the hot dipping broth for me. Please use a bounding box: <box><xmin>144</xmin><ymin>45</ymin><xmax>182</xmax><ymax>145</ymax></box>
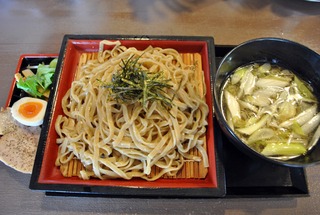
<box><xmin>221</xmin><ymin>62</ymin><xmax>320</xmax><ymax>160</ymax></box>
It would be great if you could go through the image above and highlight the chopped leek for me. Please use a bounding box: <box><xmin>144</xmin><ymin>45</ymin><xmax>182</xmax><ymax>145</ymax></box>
<box><xmin>225</xmin><ymin>109</ymin><xmax>234</xmax><ymax>130</ymax></box>
<box><xmin>278</xmin><ymin>101</ymin><xmax>297</xmax><ymax>122</ymax></box>
<box><xmin>294</xmin><ymin>76</ymin><xmax>315</xmax><ymax>100</ymax></box>
<box><xmin>301</xmin><ymin>113</ymin><xmax>320</xmax><ymax>134</ymax></box>
<box><xmin>237</xmin><ymin>114</ymin><xmax>269</xmax><ymax>135</ymax></box>
<box><xmin>292</xmin><ymin>121</ymin><xmax>305</xmax><ymax>136</ymax></box>
<box><xmin>239</xmin><ymin>70</ymin><xmax>256</xmax><ymax>96</ymax></box>
<box><xmin>261</xmin><ymin>143</ymin><xmax>306</xmax><ymax>156</ymax></box>
<box><xmin>308</xmin><ymin>125</ymin><xmax>320</xmax><ymax>149</ymax></box>
<box><xmin>247</xmin><ymin>128</ymin><xmax>275</xmax><ymax>144</ymax></box>
<box><xmin>280</xmin><ymin>105</ymin><xmax>317</xmax><ymax>127</ymax></box>
<box><xmin>238</xmin><ymin>100</ymin><xmax>258</xmax><ymax>112</ymax></box>
<box><xmin>231</xmin><ymin>66</ymin><xmax>251</xmax><ymax>85</ymax></box>
<box><xmin>224</xmin><ymin>90</ymin><xmax>241</xmax><ymax>120</ymax></box>
<box><xmin>253</xmin><ymin>87</ymin><xmax>283</xmax><ymax>98</ymax></box>
<box><xmin>258</xmin><ymin>63</ymin><xmax>271</xmax><ymax>73</ymax></box>
<box><xmin>256</xmin><ymin>78</ymin><xmax>289</xmax><ymax>88</ymax></box>
<box><xmin>246</xmin><ymin>95</ymin><xmax>271</xmax><ymax>107</ymax></box>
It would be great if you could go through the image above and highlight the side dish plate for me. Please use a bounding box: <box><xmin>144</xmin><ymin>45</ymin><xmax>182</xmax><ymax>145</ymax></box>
<box><xmin>6</xmin><ymin>54</ymin><xmax>58</xmax><ymax>107</ymax></box>
<box><xmin>29</xmin><ymin>35</ymin><xmax>226</xmax><ymax>197</ymax></box>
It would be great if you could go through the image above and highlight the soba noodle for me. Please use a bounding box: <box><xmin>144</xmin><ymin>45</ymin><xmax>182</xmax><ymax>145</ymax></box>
<box><xmin>55</xmin><ymin>40</ymin><xmax>209</xmax><ymax>181</ymax></box>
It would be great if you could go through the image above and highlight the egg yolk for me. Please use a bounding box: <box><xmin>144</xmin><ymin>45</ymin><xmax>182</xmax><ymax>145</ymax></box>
<box><xmin>18</xmin><ymin>101</ymin><xmax>43</xmax><ymax>118</ymax></box>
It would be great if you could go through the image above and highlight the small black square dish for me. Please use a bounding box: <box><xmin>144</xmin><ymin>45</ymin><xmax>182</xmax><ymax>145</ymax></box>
<box><xmin>6</xmin><ymin>54</ymin><xmax>58</xmax><ymax>107</ymax></box>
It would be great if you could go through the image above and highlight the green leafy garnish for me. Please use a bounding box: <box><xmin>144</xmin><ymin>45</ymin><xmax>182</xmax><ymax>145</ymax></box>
<box><xmin>16</xmin><ymin>58</ymin><xmax>57</xmax><ymax>98</ymax></box>
<box><xmin>100</xmin><ymin>55</ymin><xmax>174</xmax><ymax>109</ymax></box>
<box><xmin>49</xmin><ymin>58</ymin><xmax>58</xmax><ymax>68</ymax></box>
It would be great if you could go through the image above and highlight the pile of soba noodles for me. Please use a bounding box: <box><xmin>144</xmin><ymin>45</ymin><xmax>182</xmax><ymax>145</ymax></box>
<box><xmin>55</xmin><ymin>40</ymin><xmax>209</xmax><ymax>181</ymax></box>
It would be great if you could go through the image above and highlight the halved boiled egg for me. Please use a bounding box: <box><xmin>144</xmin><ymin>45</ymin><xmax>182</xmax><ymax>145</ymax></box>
<box><xmin>11</xmin><ymin>97</ymin><xmax>47</xmax><ymax>126</ymax></box>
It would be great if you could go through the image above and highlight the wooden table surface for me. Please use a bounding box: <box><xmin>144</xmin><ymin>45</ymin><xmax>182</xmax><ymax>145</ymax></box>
<box><xmin>1</xmin><ymin>0</ymin><xmax>320</xmax><ymax>214</ymax></box>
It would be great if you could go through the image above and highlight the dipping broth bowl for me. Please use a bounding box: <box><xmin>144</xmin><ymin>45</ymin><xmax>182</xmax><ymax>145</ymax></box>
<box><xmin>213</xmin><ymin>37</ymin><xmax>320</xmax><ymax>167</ymax></box>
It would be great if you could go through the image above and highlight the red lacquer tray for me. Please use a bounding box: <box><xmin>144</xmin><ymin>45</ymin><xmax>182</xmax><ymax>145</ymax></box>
<box><xmin>29</xmin><ymin>35</ymin><xmax>226</xmax><ymax>197</ymax></box>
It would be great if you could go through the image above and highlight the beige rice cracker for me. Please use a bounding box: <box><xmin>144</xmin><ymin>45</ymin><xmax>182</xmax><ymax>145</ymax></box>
<box><xmin>0</xmin><ymin>108</ymin><xmax>17</xmax><ymax>135</ymax></box>
<box><xmin>0</xmin><ymin>108</ymin><xmax>41</xmax><ymax>173</ymax></box>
